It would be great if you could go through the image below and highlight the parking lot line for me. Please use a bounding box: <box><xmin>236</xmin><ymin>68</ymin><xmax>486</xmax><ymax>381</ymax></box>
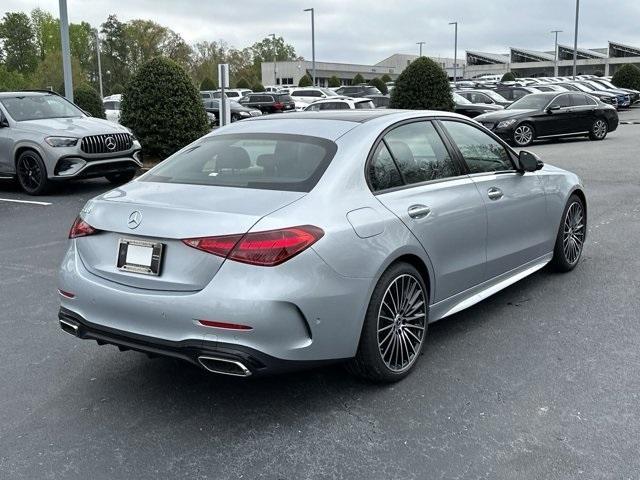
<box><xmin>0</xmin><ymin>198</ymin><xmax>52</xmax><ymax>206</ymax></box>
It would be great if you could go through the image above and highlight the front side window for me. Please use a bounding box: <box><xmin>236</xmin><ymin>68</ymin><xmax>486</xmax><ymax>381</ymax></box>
<box><xmin>441</xmin><ymin>121</ymin><xmax>512</xmax><ymax>174</ymax></box>
<box><xmin>1</xmin><ymin>94</ymin><xmax>84</xmax><ymax>121</ymax></box>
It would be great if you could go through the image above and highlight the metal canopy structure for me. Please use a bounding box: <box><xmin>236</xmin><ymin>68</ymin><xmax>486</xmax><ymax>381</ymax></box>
<box><xmin>466</xmin><ymin>51</ymin><xmax>510</xmax><ymax>65</ymax></box>
<box><xmin>609</xmin><ymin>41</ymin><xmax>640</xmax><ymax>58</ymax></box>
<box><xmin>558</xmin><ymin>44</ymin><xmax>607</xmax><ymax>60</ymax></box>
<box><xmin>510</xmin><ymin>47</ymin><xmax>555</xmax><ymax>63</ymax></box>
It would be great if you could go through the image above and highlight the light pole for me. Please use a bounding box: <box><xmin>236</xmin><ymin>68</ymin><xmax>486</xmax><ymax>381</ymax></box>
<box><xmin>269</xmin><ymin>33</ymin><xmax>277</xmax><ymax>86</ymax></box>
<box><xmin>449</xmin><ymin>21</ymin><xmax>458</xmax><ymax>81</ymax></box>
<box><xmin>416</xmin><ymin>41</ymin><xmax>425</xmax><ymax>57</ymax></box>
<box><xmin>551</xmin><ymin>30</ymin><xmax>562</xmax><ymax>77</ymax></box>
<box><xmin>59</xmin><ymin>0</ymin><xmax>73</xmax><ymax>101</ymax></box>
<box><xmin>95</xmin><ymin>30</ymin><xmax>104</xmax><ymax>98</ymax></box>
<box><xmin>572</xmin><ymin>0</ymin><xmax>580</xmax><ymax>79</ymax></box>
<box><xmin>304</xmin><ymin>8</ymin><xmax>316</xmax><ymax>86</ymax></box>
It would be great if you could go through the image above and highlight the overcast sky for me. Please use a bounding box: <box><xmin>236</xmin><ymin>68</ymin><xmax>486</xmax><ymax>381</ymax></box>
<box><xmin>4</xmin><ymin>0</ymin><xmax>640</xmax><ymax>63</ymax></box>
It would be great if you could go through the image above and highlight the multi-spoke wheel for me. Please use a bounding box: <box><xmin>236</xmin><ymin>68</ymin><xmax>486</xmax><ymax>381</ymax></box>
<box><xmin>512</xmin><ymin>123</ymin><xmax>534</xmax><ymax>147</ymax></box>
<box><xmin>348</xmin><ymin>262</ymin><xmax>428</xmax><ymax>382</ymax></box>
<box><xmin>16</xmin><ymin>150</ymin><xmax>49</xmax><ymax>195</ymax></box>
<box><xmin>550</xmin><ymin>194</ymin><xmax>586</xmax><ymax>272</ymax></box>
<box><xmin>589</xmin><ymin>118</ymin><xmax>608</xmax><ymax>140</ymax></box>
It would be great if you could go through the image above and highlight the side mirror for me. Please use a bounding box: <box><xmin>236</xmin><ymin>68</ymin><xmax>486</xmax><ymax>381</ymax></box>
<box><xmin>518</xmin><ymin>150</ymin><xmax>543</xmax><ymax>172</ymax></box>
<box><xmin>546</xmin><ymin>105</ymin><xmax>561</xmax><ymax>113</ymax></box>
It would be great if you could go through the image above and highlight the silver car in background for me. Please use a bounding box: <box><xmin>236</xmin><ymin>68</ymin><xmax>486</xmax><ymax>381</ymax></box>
<box><xmin>58</xmin><ymin>110</ymin><xmax>586</xmax><ymax>382</ymax></box>
<box><xmin>0</xmin><ymin>91</ymin><xmax>141</xmax><ymax>195</ymax></box>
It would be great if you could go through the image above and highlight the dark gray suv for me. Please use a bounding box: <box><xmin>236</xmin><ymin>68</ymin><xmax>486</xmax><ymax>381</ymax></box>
<box><xmin>0</xmin><ymin>91</ymin><xmax>142</xmax><ymax>195</ymax></box>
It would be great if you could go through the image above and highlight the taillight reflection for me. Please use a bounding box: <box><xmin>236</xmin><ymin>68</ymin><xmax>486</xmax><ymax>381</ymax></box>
<box><xmin>69</xmin><ymin>216</ymin><xmax>97</xmax><ymax>239</ymax></box>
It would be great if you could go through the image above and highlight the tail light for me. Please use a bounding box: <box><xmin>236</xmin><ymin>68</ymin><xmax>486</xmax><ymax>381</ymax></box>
<box><xmin>183</xmin><ymin>225</ymin><xmax>324</xmax><ymax>266</ymax></box>
<box><xmin>273</xmin><ymin>101</ymin><xmax>284</xmax><ymax>110</ymax></box>
<box><xmin>69</xmin><ymin>216</ymin><xmax>98</xmax><ymax>238</ymax></box>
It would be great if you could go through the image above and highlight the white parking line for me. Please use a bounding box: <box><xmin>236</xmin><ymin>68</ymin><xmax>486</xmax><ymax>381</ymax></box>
<box><xmin>0</xmin><ymin>198</ymin><xmax>52</xmax><ymax>206</ymax></box>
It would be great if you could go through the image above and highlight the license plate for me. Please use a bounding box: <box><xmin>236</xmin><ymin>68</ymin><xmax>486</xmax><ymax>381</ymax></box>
<box><xmin>117</xmin><ymin>238</ymin><xmax>163</xmax><ymax>276</ymax></box>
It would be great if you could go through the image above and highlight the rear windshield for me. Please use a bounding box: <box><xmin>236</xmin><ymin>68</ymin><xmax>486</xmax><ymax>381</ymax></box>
<box><xmin>142</xmin><ymin>133</ymin><xmax>337</xmax><ymax>192</ymax></box>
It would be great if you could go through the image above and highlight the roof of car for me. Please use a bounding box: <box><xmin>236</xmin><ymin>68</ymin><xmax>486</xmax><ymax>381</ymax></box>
<box><xmin>246</xmin><ymin>109</ymin><xmax>461</xmax><ymax>124</ymax></box>
<box><xmin>0</xmin><ymin>90</ymin><xmax>56</xmax><ymax>98</ymax></box>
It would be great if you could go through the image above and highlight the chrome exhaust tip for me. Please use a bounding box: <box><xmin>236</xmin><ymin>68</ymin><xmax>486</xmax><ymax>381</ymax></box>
<box><xmin>59</xmin><ymin>318</ymin><xmax>79</xmax><ymax>337</ymax></box>
<box><xmin>197</xmin><ymin>356</ymin><xmax>252</xmax><ymax>377</ymax></box>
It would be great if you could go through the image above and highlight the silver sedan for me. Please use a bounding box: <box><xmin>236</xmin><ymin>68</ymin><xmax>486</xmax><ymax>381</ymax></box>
<box><xmin>58</xmin><ymin>110</ymin><xmax>586</xmax><ymax>382</ymax></box>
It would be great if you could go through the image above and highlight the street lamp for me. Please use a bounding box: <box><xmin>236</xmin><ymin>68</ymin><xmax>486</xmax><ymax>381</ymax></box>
<box><xmin>269</xmin><ymin>33</ymin><xmax>277</xmax><ymax>86</ymax></box>
<box><xmin>95</xmin><ymin>30</ymin><xmax>104</xmax><ymax>98</ymax></box>
<box><xmin>572</xmin><ymin>0</ymin><xmax>580</xmax><ymax>79</ymax></box>
<box><xmin>304</xmin><ymin>8</ymin><xmax>316</xmax><ymax>86</ymax></box>
<box><xmin>58</xmin><ymin>0</ymin><xmax>73</xmax><ymax>101</ymax></box>
<box><xmin>551</xmin><ymin>30</ymin><xmax>562</xmax><ymax>77</ymax></box>
<box><xmin>416</xmin><ymin>41</ymin><xmax>425</xmax><ymax>57</ymax></box>
<box><xmin>449</xmin><ymin>21</ymin><xmax>458</xmax><ymax>81</ymax></box>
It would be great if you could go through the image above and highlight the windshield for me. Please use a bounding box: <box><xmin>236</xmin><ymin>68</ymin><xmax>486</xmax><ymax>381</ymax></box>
<box><xmin>320</xmin><ymin>88</ymin><xmax>339</xmax><ymax>97</ymax></box>
<box><xmin>483</xmin><ymin>90</ymin><xmax>509</xmax><ymax>102</ymax></box>
<box><xmin>142</xmin><ymin>133</ymin><xmax>337</xmax><ymax>192</ymax></box>
<box><xmin>1</xmin><ymin>94</ymin><xmax>84</xmax><ymax>121</ymax></box>
<box><xmin>595</xmin><ymin>80</ymin><xmax>615</xmax><ymax>89</ymax></box>
<box><xmin>452</xmin><ymin>93</ymin><xmax>471</xmax><ymax>104</ymax></box>
<box><xmin>506</xmin><ymin>94</ymin><xmax>551</xmax><ymax>110</ymax></box>
<box><xmin>577</xmin><ymin>83</ymin><xmax>597</xmax><ymax>91</ymax></box>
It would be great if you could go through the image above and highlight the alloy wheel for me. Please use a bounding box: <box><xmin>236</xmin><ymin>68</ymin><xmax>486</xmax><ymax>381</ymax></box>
<box><xmin>562</xmin><ymin>201</ymin><xmax>585</xmax><ymax>265</ymax></box>
<box><xmin>377</xmin><ymin>274</ymin><xmax>426</xmax><ymax>372</ymax></box>
<box><xmin>514</xmin><ymin>125</ymin><xmax>533</xmax><ymax>146</ymax></box>
<box><xmin>17</xmin><ymin>154</ymin><xmax>43</xmax><ymax>192</ymax></box>
<box><xmin>593</xmin><ymin>119</ymin><xmax>607</xmax><ymax>139</ymax></box>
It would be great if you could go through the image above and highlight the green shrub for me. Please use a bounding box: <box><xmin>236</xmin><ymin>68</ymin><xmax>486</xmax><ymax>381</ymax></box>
<box><xmin>612</xmin><ymin>64</ymin><xmax>640</xmax><ymax>91</ymax></box>
<box><xmin>121</xmin><ymin>57</ymin><xmax>209</xmax><ymax>158</ymax></box>
<box><xmin>328</xmin><ymin>75</ymin><xmax>340</xmax><ymax>88</ymax></box>
<box><xmin>110</xmin><ymin>82</ymin><xmax>125</xmax><ymax>95</ymax></box>
<box><xmin>389</xmin><ymin>57</ymin><xmax>453</xmax><ymax>111</ymax></box>
<box><xmin>252</xmin><ymin>82</ymin><xmax>265</xmax><ymax>92</ymax></box>
<box><xmin>352</xmin><ymin>73</ymin><xmax>365</xmax><ymax>85</ymax></box>
<box><xmin>73</xmin><ymin>83</ymin><xmax>106</xmax><ymax>119</ymax></box>
<box><xmin>501</xmin><ymin>71</ymin><xmax>516</xmax><ymax>82</ymax></box>
<box><xmin>200</xmin><ymin>76</ymin><xmax>216</xmax><ymax>90</ymax></box>
<box><xmin>369</xmin><ymin>77</ymin><xmax>388</xmax><ymax>95</ymax></box>
<box><xmin>380</xmin><ymin>73</ymin><xmax>392</xmax><ymax>84</ymax></box>
<box><xmin>298</xmin><ymin>74</ymin><xmax>312</xmax><ymax>87</ymax></box>
<box><xmin>235</xmin><ymin>78</ymin><xmax>251</xmax><ymax>89</ymax></box>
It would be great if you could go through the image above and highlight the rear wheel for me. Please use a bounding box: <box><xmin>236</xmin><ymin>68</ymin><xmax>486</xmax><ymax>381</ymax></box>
<box><xmin>512</xmin><ymin>123</ymin><xmax>535</xmax><ymax>147</ymax></box>
<box><xmin>589</xmin><ymin>118</ymin><xmax>608</xmax><ymax>140</ymax></box>
<box><xmin>16</xmin><ymin>150</ymin><xmax>49</xmax><ymax>195</ymax></box>
<box><xmin>550</xmin><ymin>194</ymin><xmax>586</xmax><ymax>272</ymax></box>
<box><xmin>105</xmin><ymin>170</ymin><xmax>136</xmax><ymax>185</ymax></box>
<box><xmin>348</xmin><ymin>262</ymin><xmax>428</xmax><ymax>382</ymax></box>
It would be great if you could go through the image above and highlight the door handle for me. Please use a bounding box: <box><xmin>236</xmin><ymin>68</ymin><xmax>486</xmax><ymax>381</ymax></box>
<box><xmin>487</xmin><ymin>187</ymin><xmax>503</xmax><ymax>201</ymax></box>
<box><xmin>407</xmin><ymin>204</ymin><xmax>431</xmax><ymax>219</ymax></box>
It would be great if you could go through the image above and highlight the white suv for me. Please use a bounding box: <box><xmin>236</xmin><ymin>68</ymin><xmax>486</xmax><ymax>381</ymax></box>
<box><xmin>289</xmin><ymin>87</ymin><xmax>340</xmax><ymax>104</ymax></box>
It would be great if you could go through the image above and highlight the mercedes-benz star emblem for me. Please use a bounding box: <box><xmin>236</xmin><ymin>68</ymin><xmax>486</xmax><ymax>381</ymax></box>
<box><xmin>127</xmin><ymin>210</ymin><xmax>142</xmax><ymax>229</ymax></box>
<box><xmin>104</xmin><ymin>136</ymin><xmax>117</xmax><ymax>151</ymax></box>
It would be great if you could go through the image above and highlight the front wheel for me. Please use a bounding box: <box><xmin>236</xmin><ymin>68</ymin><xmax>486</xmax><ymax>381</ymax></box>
<box><xmin>16</xmin><ymin>150</ymin><xmax>50</xmax><ymax>195</ymax></box>
<box><xmin>512</xmin><ymin>123</ymin><xmax>535</xmax><ymax>147</ymax></box>
<box><xmin>589</xmin><ymin>118</ymin><xmax>608</xmax><ymax>140</ymax></box>
<box><xmin>550</xmin><ymin>194</ymin><xmax>586</xmax><ymax>272</ymax></box>
<box><xmin>347</xmin><ymin>262</ymin><xmax>428</xmax><ymax>382</ymax></box>
<box><xmin>105</xmin><ymin>170</ymin><xmax>136</xmax><ymax>185</ymax></box>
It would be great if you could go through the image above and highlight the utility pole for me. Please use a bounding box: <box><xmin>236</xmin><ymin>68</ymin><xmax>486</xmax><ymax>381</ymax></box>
<box><xmin>551</xmin><ymin>30</ymin><xmax>562</xmax><ymax>77</ymax></box>
<box><xmin>59</xmin><ymin>0</ymin><xmax>73</xmax><ymax>101</ymax></box>
<box><xmin>95</xmin><ymin>30</ymin><xmax>104</xmax><ymax>98</ymax></box>
<box><xmin>416</xmin><ymin>41</ymin><xmax>425</xmax><ymax>57</ymax></box>
<box><xmin>449</xmin><ymin>21</ymin><xmax>458</xmax><ymax>81</ymax></box>
<box><xmin>304</xmin><ymin>8</ymin><xmax>316</xmax><ymax>86</ymax></box>
<box><xmin>269</xmin><ymin>33</ymin><xmax>277</xmax><ymax>85</ymax></box>
<box><xmin>573</xmin><ymin>0</ymin><xmax>580</xmax><ymax>79</ymax></box>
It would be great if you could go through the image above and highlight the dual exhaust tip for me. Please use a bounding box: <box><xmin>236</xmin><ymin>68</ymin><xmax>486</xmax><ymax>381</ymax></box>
<box><xmin>59</xmin><ymin>319</ymin><xmax>252</xmax><ymax>377</ymax></box>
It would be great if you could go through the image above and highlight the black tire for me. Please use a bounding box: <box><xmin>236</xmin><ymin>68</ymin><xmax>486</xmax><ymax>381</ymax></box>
<box><xmin>16</xmin><ymin>150</ymin><xmax>49</xmax><ymax>195</ymax></box>
<box><xmin>589</xmin><ymin>118</ymin><xmax>608</xmax><ymax>140</ymax></box>
<box><xmin>105</xmin><ymin>170</ymin><xmax>136</xmax><ymax>185</ymax></box>
<box><xmin>347</xmin><ymin>262</ymin><xmax>429</xmax><ymax>383</ymax></box>
<box><xmin>549</xmin><ymin>194</ymin><xmax>586</xmax><ymax>272</ymax></box>
<box><xmin>512</xmin><ymin>122</ymin><xmax>535</xmax><ymax>147</ymax></box>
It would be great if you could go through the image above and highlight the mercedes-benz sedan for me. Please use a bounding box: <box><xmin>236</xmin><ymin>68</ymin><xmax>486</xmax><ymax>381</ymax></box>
<box><xmin>58</xmin><ymin>110</ymin><xmax>586</xmax><ymax>382</ymax></box>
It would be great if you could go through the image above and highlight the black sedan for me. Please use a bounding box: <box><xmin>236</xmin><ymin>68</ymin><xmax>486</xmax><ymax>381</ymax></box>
<box><xmin>203</xmin><ymin>98</ymin><xmax>261</xmax><ymax>123</ymax></box>
<box><xmin>453</xmin><ymin>92</ymin><xmax>503</xmax><ymax>118</ymax></box>
<box><xmin>474</xmin><ymin>92</ymin><xmax>618</xmax><ymax>147</ymax></box>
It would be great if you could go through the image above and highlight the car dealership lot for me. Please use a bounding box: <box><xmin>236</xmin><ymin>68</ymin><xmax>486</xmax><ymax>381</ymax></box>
<box><xmin>1</xmin><ymin>111</ymin><xmax>639</xmax><ymax>479</ymax></box>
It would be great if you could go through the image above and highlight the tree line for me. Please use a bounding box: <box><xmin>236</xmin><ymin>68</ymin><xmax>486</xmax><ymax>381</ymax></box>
<box><xmin>0</xmin><ymin>9</ymin><xmax>300</xmax><ymax>94</ymax></box>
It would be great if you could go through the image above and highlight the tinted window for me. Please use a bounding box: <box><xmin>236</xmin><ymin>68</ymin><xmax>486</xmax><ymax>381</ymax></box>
<box><xmin>103</xmin><ymin>101</ymin><xmax>120</xmax><ymax>110</ymax></box>
<box><xmin>507</xmin><ymin>94</ymin><xmax>553</xmax><ymax>110</ymax></box>
<box><xmin>442</xmin><ymin>121</ymin><xmax>512</xmax><ymax>174</ymax></box>
<box><xmin>143</xmin><ymin>134</ymin><xmax>337</xmax><ymax>192</ymax></box>
<box><xmin>383</xmin><ymin>121</ymin><xmax>459</xmax><ymax>184</ymax></box>
<box><xmin>368</xmin><ymin>142</ymin><xmax>402</xmax><ymax>191</ymax></box>
<box><xmin>200</xmin><ymin>93</ymin><xmax>211</xmax><ymax>99</ymax></box>
<box><xmin>549</xmin><ymin>94</ymin><xmax>572</xmax><ymax>108</ymax></box>
<box><xmin>511</xmin><ymin>89</ymin><xmax>529</xmax><ymax>100</ymax></box>
<box><xmin>354</xmin><ymin>100</ymin><xmax>374</xmax><ymax>109</ymax></box>
<box><xmin>570</xmin><ymin>93</ymin><xmax>597</xmax><ymax>106</ymax></box>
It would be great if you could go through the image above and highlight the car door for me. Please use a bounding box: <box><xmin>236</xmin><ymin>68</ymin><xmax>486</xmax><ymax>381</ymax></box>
<box><xmin>537</xmin><ymin>93</ymin><xmax>575</xmax><ymax>136</ymax></box>
<box><xmin>0</xmin><ymin>107</ymin><xmax>13</xmax><ymax>175</ymax></box>
<box><xmin>439</xmin><ymin>119</ymin><xmax>549</xmax><ymax>279</ymax></box>
<box><xmin>369</xmin><ymin>120</ymin><xmax>487</xmax><ymax>303</ymax></box>
<box><xmin>568</xmin><ymin>93</ymin><xmax>597</xmax><ymax>132</ymax></box>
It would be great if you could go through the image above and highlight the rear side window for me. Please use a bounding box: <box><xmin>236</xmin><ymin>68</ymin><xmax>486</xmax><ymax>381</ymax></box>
<box><xmin>368</xmin><ymin>142</ymin><xmax>402</xmax><ymax>191</ymax></box>
<box><xmin>549</xmin><ymin>94</ymin><xmax>572</xmax><ymax>108</ymax></box>
<box><xmin>355</xmin><ymin>101</ymin><xmax>374</xmax><ymax>109</ymax></box>
<box><xmin>142</xmin><ymin>134</ymin><xmax>337</xmax><ymax>192</ymax></box>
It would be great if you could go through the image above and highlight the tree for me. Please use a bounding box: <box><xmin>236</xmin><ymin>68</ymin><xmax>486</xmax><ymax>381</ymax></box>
<box><xmin>235</xmin><ymin>78</ymin><xmax>251</xmax><ymax>89</ymax></box>
<box><xmin>252</xmin><ymin>81</ymin><xmax>265</xmax><ymax>92</ymax></box>
<box><xmin>298</xmin><ymin>74</ymin><xmax>312</xmax><ymax>87</ymax></box>
<box><xmin>74</xmin><ymin>83</ymin><xmax>106</xmax><ymax>118</ymax></box>
<box><xmin>100</xmin><ymin>15</ymin><xmax>130</xmax><ymax>92</ymax></box>
<box><xmin>612</xmin><ymin>64</ymin><xmax>640</xmax><ymax>91</ymax></box>
<box><xmin>381</xmin><ymin>73</ymin><xmax>392</xmax><ymax>83</ymax></box>
<box><xmin>0</xmin><ymin>12</ymin><xmax>38</xmax><ymax>74</ymax></box>
<box><xmin>352</xmin><ymin>73</ymin><xmax>365</xmax><ymax>85</ymax></box>
<box><xmin>30</xmin><ymin>8</ymin><xmax>60</xmax><ymax>60</ymax></box>
<box><xmin>31</xmin><ymin>51</ymin><xmax>84</xmax><ymax>92</ymax></box>
<box><xmin>328</xmin><ymin>75</ymin><xmax>340</xmax><ymax>88</ymax></box>
<box><xmin>200</xmin><ymin>76</ymin><xmax>216</xmax><ymax>90</ymax></box>
<box><xmin>110</xmin><ymin>82</ymin><xmax>124</xmax><ymax>95</ymax></box>
<box><xmin>594</xmin><ymin>70</ymin><xmax>604</xmax><ymax>77</ymax></box>
<box><xmin>120</xmin><ymin>57</ymin><xmax>209</xmax><ymax>158</ymax></box>
<box><xmin>501</xmin><ymin>71</ymin><xmax>516</xmax><ymax>82</ymax></box>
<box><xmin>389</xmin><ymin>57</ymin><xmax>453</xmax><ymax>111</ymax></box>
<box><xmin>0</xmin><ymin>64</ymin><xmax>28</xmax><ymax>91</ymax></box>
<box><xmin>369</xmin><ymin>77</ymin><xmax>388</xmax><ymax>94</ymax></box>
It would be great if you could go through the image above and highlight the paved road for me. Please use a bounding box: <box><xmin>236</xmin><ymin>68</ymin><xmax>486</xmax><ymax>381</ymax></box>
<box><xmin>1</xmin><ymin>112</ymin><xmax>639</xmax><ymax>479</ymax></box>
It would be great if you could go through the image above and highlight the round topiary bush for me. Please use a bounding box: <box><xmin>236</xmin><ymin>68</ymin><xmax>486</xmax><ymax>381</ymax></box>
<box><xmin>73</xmin><ymin>83</ymin><xmax>106</xmax><ymax>119</ymax></box>
<box><xmin>389</xmin><ymin>57</ymin><xmax>454</xmax><ymax>111</ymax></box>
<box><xmin>200</xmin><ymin>77</ymin><xmax>216</xmax><ymax>90</ymax></box>
<box><xmin>501</xmin><ymin>71</ymin><xmax>516</xmax><ymax>82</ymax></box>
<box><xmin>328</xmin><ymin>75</ymin><xmax>340</xmax><ymax>88</ymax></box>
<box><xmin>235</xmin><ymin>78</ymin><xmax>251</xmax><ymax>89</ymax></box>
<box><xmin>121</xmin><ymin>57</ymin><xmax>209</xmax><ymax>158</ymax></box>
<box><xmin>298</xmin><ymin>74</ymin><xmax>312</xmax><ymax>87</ymax></box>
<box><xmin>380</xmin><ymin>73</ymin><xmax>392</xmax><ymax>84</ymax></box>
<box><xmin>369</xmin><ymin>77</ymin><xmax>388</xmax><ymax>95</ymax></box>
<box><xmin>110</xmin><ymin>82</ymin><xmax>125</xmax><ymax>95</ymax></box>
<box><xmin>252</xmin><ymin>82</ymin><xmax>265</xmax><ymax>92</ymax></box>
<box><xmin>612</xmin><ymin>64</ymin><xmax>640</xmax><ymax>91</ymax></box>
<box><xmin>352</xmin><ymin>73</ymin><xmax>365</xmax><ymax>85</ymax></box>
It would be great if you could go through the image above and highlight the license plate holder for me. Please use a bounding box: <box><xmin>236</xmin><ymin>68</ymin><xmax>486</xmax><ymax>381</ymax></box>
<box><xmin>117</xmin><ymin>238</ymin><xmax>163</xmax><ymax>276</ymax></box>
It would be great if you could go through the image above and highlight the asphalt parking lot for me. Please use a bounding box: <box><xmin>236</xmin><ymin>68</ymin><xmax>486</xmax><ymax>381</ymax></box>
<box><xmin>1</xmin><ymin>109</ymin><xmax>639</xmax><ymax>480</ymax></box>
